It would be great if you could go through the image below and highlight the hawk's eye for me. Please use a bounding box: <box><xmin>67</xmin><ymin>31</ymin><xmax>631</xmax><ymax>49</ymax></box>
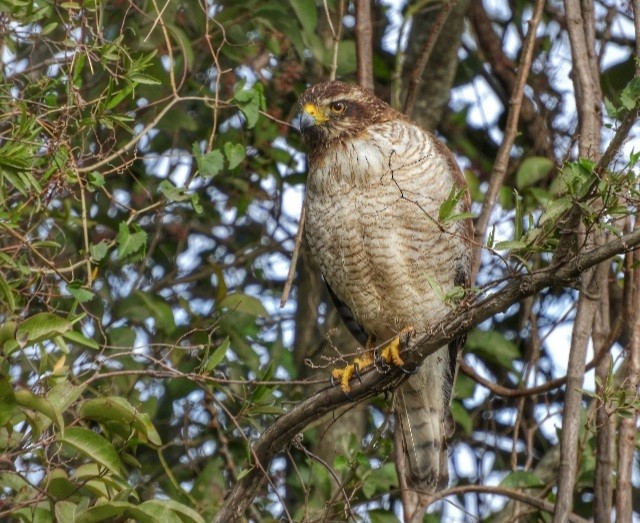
<box><xmin>329</xmin><ymin>101</ymin><xmax>346</xmax><ymax>114</ymax></box>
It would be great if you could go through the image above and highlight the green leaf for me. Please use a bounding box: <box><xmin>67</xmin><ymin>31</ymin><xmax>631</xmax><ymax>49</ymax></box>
<box><xmin>494</xmin><ymin>240</ymin><xmax>527</xmax><ymax>251</ymax></box>
<box><xmin>466</xmin><ymin>330</ymin><xmax>520</xmax><ymax>370</ymax></box>
<box><xmin>74</xmin><ymin>463</ymin><xmax>133</xmax><ymax>498</ymax></box>
<box><xmin>191</xmin><ymin>193</ymin><xmax>203</xmax><ymax>214</ymax></box>
<box><xmin>136</xmin><ymin>413</ymin><xmax>162</xmax><ymax>446</ymax></box>
<box><xmin>193</xmin><ymin>143</ymin><xmax>224</xmax><ymax>178</ymax></box>
<box><xmin>0</xmin><ymin>378</ymin><xmax>18</xmax><ymax>425</ymax></box>
<box><xmin>79</xmin><ymin>397</ymin><xmax>161</xmax><ymax>447</ymax></box>
<box><xmin>516</xmin><ymin>157</ymin><xmax>554</xmax><ymax>189</ymax></box>
<box><xmin>539</xmin><ymin>195</ymin><xmax>572</xmax><ymax>225</ymax></box>
<box><xmin>219</xmin><ymin>292</ymin><xmax>268</xmax><ymax>318</ymax></box>
<box><xmin>55</xmin><ymin>500</ymin><xmax>77</xmax><ymax>522</ymax></box>
<box><xmin>129</xmin><ymin>73</ymin><xmax>161</xmax><ymax>86</ymax></box>
<box><xmin>361</xmin><ymin>463</ymin><xmax>398</xmax><ymax>498</ymax></box>
<box><xmin>369</xmin><ymin>511</ymin><xmax>400</xmax><ymax>523</ymax></box>
<box><xmin>425</xmin><ymin>273</ymin><xmax>445</xmax><ymax>302</ymax></box>
<box><xmin>141</xmin><ymin>499</ymin><xmax>205</xmax><ymax>523</ymax></box>
<box><xmin>90</xmin><ymin>241</ymin><xmax>109</xmax><ymax>262</ymax></box>
<box><xmin>203</xmin><ymin>336</ymin><xmax>230</xmax><ymax>372</ymax></box>
<box><xmin>159</xmin><ymin>179</ymin><xmax>190</xmax><ymax>202</ymax></box>
<box><xmin>438</xmin><ymin>186</ymin><xmax>465</xmax><ymax>222</ymax></box>
<box><xmin>88</xmin><ymin>171</ymin><xmax>105</xmax><ymax>190</ymax></box>
<box><xmin>48</xmin><ymin>469</ymin><xmax>76</xmax><ymax>499</ymax></box>
<box><xmin>135</xmin><ymin>291</ymin><xmax>177</xmax><ymax>335</ymax></box>
<box><xmin>15</xmin><ymin>312</ymin><xmax>72</xmax><ymax>348</ymax></box>
<box><xmin>288</xmin><ymin>0</ymin><xmax>316</xmax><ymax>33</ymax></box>
<box><xmin>58</xmin><ymin>427</ymin><xmax>124</xmax><ymax>478</ymax></box>
<box><xmin>80</xmin><ymin>397</ymin><xmax>138</xmax><ymax>424</ymax></box>
<box><xmin>75</xmin><ymin>501</ymin><xmax>157</xmax><ymax>523</ymax></box>
<box><xmin>0</xmin><ymin>274</ymin><xmax>16</xmax><ymax>312</ymax></box>
<box><xmin>620</xmin><ymin>77</ymin><xmax>640</xmax><ymax>110</ymax></box>
<box><xmin>107</xmin><ymin>326</ymin><xmax>136</xmax><ymax>348</ymax></box>
<box><xmin>166</xmin><ymin>23</ymin><xmax>195</xmax><ymax>70</ymax></box>
<box><xmin>67</xmin><ymin>281</ymin><xmax>94</xmax><ymax>303</ymax></box>
<box><xmin>44</xmin><ymin>382</ymin><xmax>86</xmax><ymax>433</ymax></box>
<box><xmin>233</xmin><ymin>82</ymin><xmax>265</xmax><ymax>129</ymax></box>
<box><xmin>224</xmin><ymin>142</ymin><xmax>246</xmax><ymax>169</ymax></box>
<box><xmin>14</xmin><ymin>390</ymin><xmax>64</xmax><ymax>432</ymax></box>
<box><xmin>500</xmin><ymin>470</ymin><xmax>544</xmax><ymax>488</ymax></box>
<box><xmin>62</xmin><ymin>330</ymin><xmax>99</xmax><ymax>350</ymax></box>
<box><xmin>333</xmin><ymin>455</ymin><xmax>349</xmax><ymax>471</ymax></box>
<box><xmin>117</xmin><ymin>222</ymin><xmax>147</xmax><ymax>259</ymax></box>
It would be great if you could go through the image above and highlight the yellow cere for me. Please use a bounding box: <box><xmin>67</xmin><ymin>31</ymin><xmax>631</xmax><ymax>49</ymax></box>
<box><xmin>303</xmin><ymin>103</ymin><xmax>328</xmax><ymax>124</ymax></box>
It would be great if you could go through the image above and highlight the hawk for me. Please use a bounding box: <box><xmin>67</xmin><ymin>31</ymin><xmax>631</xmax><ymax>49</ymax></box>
<box><xmin>299</xmin><ymin>81</ymin><xmax>472</xmax><ymax>493</ymax></box>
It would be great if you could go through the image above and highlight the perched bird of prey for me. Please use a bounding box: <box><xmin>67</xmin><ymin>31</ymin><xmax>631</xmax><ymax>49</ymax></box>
<box><xmin>299</xmin><ymin>81</ymin><xmax>472</xmax><ymax>493</ymax></box>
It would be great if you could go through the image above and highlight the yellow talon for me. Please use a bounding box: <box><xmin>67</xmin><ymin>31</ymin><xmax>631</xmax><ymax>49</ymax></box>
<box><xmin>331</xmin><ymin>353</ymin><xmax>374</xmax><ymax>392</ymax></box>
<box><xmin>380</xmin><ymin>337</ymin><xmax>404</xmax><ymax>367</ymax></box>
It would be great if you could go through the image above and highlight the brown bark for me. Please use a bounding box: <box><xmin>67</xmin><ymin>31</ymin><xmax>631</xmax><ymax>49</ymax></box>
<box><xmin>593</xmin><ymin>267</ymin><xmax>613</xmax><ymax>523</ymax></box>
<box><xmin>553</xmin><ymin>1</ymin><xmax>603</xmax><ymax>520</ymax></box>
<box><xmin>355</xmin><ymin>0</ymin><xmax>374</xmax><ymax>92</ymax></box>
<box><xmin>615</xmin><ymin>243</ymin><xmax>640</xmax><ymax>523</ymax></box>
<box><xmin>401</xmin><ymin>0</ymin><xmax>471</xmax><ymax>131</ymax></box>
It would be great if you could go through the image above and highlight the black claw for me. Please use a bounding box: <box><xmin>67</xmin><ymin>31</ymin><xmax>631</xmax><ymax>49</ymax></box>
<box><xmin>400</xmin><ymin>364</ymin><xmax>420</xmax><ymax>375</ymax></box>
<box><xmin>330</xmin><ymin>373</ymin><xmax>338</xmax><ymax>387</ymax></box>
<box><xmin>353</xmin><ymin>362</ymin><xmax>363</xmax><ymax>384</ymax></box>
<box><xmin>375</xmin><ymin>354</ymin><xmax>390</xmax><ymax>371</ymax></box>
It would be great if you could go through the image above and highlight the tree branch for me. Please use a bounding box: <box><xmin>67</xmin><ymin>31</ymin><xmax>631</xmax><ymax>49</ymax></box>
<box><xmin>354</xmin><ymin>0</ymin><xmax>374</xmax><ymax>92</ymax></box>
<box><xmin>212</xmin><ymin>227</ymin><xmax>640</xmax><ymax>522</ymax></box>
<box><xmin>615</xmin><ymin>228</ymin><xmax>640</xmax><ymax>523</ymax></box>
<box><xmin>553</xmin><ymin>1</ymin><xmax>604</xmax><ymax>519</ymax></box>
<box><xmin>432</xmin><ymin>485</ymin><xmax>590</xmax><ymax>523</ymax></box>
<box><xmin>402</xmin><ymin>0</ymin><xmax>456</xmax><ymax>116</ymax></box>
<box><xmin>470</xmin><ymin>0</ymin><xmax>545</xmax><ymax>281</ymax></box>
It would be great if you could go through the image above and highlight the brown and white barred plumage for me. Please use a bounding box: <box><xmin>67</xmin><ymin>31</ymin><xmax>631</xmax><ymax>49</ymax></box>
<box><xmin>299</xmin><ymin>81</ymin><xmax>472</xmax><ymax>492</ymax></box>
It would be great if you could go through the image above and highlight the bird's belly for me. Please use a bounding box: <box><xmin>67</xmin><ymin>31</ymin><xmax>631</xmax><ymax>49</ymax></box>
<box><xmin>305</xmin><ymin>187</ymin><xmax>458</xmax><ymax>341</ymax></box>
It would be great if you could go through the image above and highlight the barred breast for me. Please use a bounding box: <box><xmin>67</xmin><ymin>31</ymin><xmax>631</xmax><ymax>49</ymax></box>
<box><xmin>305</xmin><ymin>120</ymin><xmax>466</xmax><ymax>340</ymax></box>
<box><xmin>305</xmin><ymin>119</ymin><xmax>470</xmax><ymax>492</ymax></box>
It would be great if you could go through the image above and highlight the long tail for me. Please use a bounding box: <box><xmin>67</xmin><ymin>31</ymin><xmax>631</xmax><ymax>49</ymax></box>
<box><xmin>395</xmin><ymin>346</ymin><xmax>452</xmax><ymax>492</ymax></box>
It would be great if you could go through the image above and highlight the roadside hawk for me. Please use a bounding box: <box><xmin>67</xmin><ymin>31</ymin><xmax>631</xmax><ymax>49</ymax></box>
<box><xmin>299</xmin><ymin>81</ymin><xmax>472</xmax><ymax>492</ymax></box>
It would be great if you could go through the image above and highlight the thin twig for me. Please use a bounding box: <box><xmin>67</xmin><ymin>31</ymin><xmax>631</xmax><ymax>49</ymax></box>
<box><xmin>280</xmin><ymin>202</ymin><xmax>305</xmax><ymax>308</ymax></box>
<box><xmin>325</xmin><ymin>0</ymin><xmax>345</xmax><ymax>81</ymax></box>
<box><xmin>430</xmin><ymin>485</ymin><xmax>590</xmax><ymax>523</ymax></box>
<box><xmin>471</xmin><ymin>0</ymin><xmax>545</xmax><ymax>282</ymax></box>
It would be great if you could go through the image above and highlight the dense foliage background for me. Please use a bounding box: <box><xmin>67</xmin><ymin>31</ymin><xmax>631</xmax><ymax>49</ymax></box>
<box><xmin>0</xmin><ymin>0</ymin><xmax>639</xmax><ymax>521</ymax></box>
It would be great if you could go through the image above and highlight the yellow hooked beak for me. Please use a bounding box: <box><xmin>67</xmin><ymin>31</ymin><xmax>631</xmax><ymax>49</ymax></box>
<box><xmin>300</xmin><ymin>103</ymin><xmax>328</xmax><ymax>129</ymax></box>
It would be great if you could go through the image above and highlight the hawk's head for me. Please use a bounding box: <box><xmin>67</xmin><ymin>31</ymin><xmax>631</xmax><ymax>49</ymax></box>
<box><xmin>298</xmin><ymin>81</ymin><xmax>399</xmax><ymax>151</ymax></box>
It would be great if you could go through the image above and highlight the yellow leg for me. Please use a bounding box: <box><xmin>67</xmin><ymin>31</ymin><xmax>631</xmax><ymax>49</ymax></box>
<box><xmin>380</xmin><ymin>337</ymin><xmax>404</xmax><ymax>367</ymax></box>
<box><xmin>331</xmin><ymin>352</ymin><xmax>374</xmax><ymax>393</ymax></box>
